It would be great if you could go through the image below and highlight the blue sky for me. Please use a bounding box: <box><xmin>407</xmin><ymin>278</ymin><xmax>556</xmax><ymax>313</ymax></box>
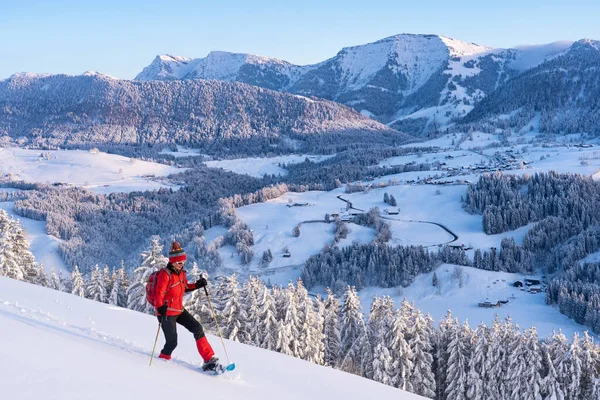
<box><xmin>1</xmin><ymin>0</ymin><xmax>598</xmax><ymax>80</ymax></box>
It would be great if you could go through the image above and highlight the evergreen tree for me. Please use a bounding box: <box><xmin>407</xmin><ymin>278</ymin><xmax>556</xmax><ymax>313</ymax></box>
<box><xmin>108</xmin><ymin>264</ymin><xmax>128</xmax><ymax>307</ymax></box>
<box><xmin>409</xmin><ymin>309</ymin><xmax>436</xmax><ymax>398</ymax></box>
<box><xmin>220</xmin><ymin>274</ymin><xmax>246</xmax><ymax>343</ymax></box>
<box><xmin>276</xmin><ymin>284</ymin><xmax>301</xmax><ymax>357</ymax></box>
<box><xmin>48</xmin><ymin>267</ymin><xmax>64</xmax><ymax>291</ymax></box>
<box><xmin>71</xmin><ymin>266</ymin><xmax>86</xmax><ymax>298</ymax></box>
<box><xmin>386</xmin><ymin>310</ymin><xmax>413</xmax><ymax>391</ymax></box>
<box><xmin>339</xmin><ymin>286</ymin><xmax>368</xmax><ymax>376</ymax></box>
<box><xmin>0</xmin><ymin>221</ymin><xmax>25</xmax><ymax>280</ymax></box>
<box><xmin>256</xmin><ymin>280</ymin><xmax>278</xmax><ymax>351</ymax></box>
<box><xmin>323</xmin><ymin>289</ymin><xmax>342</xmax><ymax>367</ymax></box>
<box><xmin>87</xmin><ymin>265</ymin><xmax>107</xmax><ymax>303</ymax></box>
<box><xmin>126</xmin><ymin>236</ymin><xmax>167</xmax><ymax>314</ymax></box>
<box><xmin>445</xmin><ymin>320</ymin><xmax>472</xmax><ymax>400</ymax></box>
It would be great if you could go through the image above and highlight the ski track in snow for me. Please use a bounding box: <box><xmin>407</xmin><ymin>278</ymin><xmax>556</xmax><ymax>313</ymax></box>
<box><xmin>0</xmin><ymin>298</ymin><xmax>251</xmax><ymax>383</ymax></box>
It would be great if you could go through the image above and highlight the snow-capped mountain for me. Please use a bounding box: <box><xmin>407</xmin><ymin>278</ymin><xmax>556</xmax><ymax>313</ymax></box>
<box><xmin>136</xmin><ymin>34</ymin><xmax>581</xmax><ymax>135</ymax></box>
<box><xmin>0</xmin><ymin>72</ymin><xmax>402</xmax><ymax>148</ymax></box>
<box><xmin>463</xmin><ymin>39</ymin><xmax>600</xmax><ymax>134</ymax></box>
<box><xmin>136</xmin><ymin>51</ymin><xmax>306</xmax><ymax>91</ymax></box>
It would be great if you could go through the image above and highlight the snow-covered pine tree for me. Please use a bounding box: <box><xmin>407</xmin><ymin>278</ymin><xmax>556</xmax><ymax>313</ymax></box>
<box><xmin>339</xmin><ymin>286</ymin><xmax>368</xmax><ymax>376</ymax></box>
<box><xmin>445</xmin><ymin>320</ymin><xmax>472</xmax><ymax>400</ymax></box>
<box><xmin>295</xmin><ymin>279</ymin><xmax>322</xmax><ymax>363</ymax></box>
<box><xmin>579</xmin><ymin>332</ymin><xmax>597</xmax><ymax>399</ymax></box>
<box><xmin>48</xmin><ymin>267</ymin><xmax>64</xmax><ymax>291</ymax></box>
<box><xmin>71</xmin><ymin>266</ymin><xmax>86</xmax><ymax>297</ymax></box>
<box><xmin>373</xmin><ymin>336</ymin><xmax>395</xmax><ymax>386</ymax></box>
<box><xmin>409</xmin><ymin>309</ymin><xmax>436</xmax><ymax>398</ymax></box>
<box><xmin>506</xmin><ymin>324</ymin><xmax>529</xmax><ymax>399</ymax></box>
<box><xmin>0</xmin><ymin>220</ymin><xmax>25</xmax><ymax>280</ymax></box>
<box><xmin>323</xmin><ymin>288</ymin><xmax>342</xmax><ymax>367</ymax></box>
<box><xmin>34</xmin><ymin>263</ymin><xmax>49</xmax><ymax>287</ymax></box>
<box><xmin>10</xmin><ymin>218</ymin><xmax>37</xmax><ymax>282</ymax></box>
<box><xmin>386</xmin><ymin>309</ymin><xmax>413</xmax><ymax>391</ymax></box>
<box><xmin>256</xmin><ymin>280</ymin><xmax>278</xmax><ymax>351</ymax></box>
<box><xmin>241</xmin><ymin>277</ymin><xmax>262</xmax><ymax>346</ymax></box>
<box><xmin>184</xmin><ymin>262</ymin><xmax>213</xmax><ymax>332</ymax></box>
<box><xmin>276</xmin><ymin>284</ymin><xmax>301</xmax><ymax>357</ymax></box>
<box><xmin>366</xmin><ymin>296</ymin><xmax>395</xmax><ymax>379</ymax></box>
<box><xmin>523</xmin><ymin>327</ymin><xmax>543</xmax><ymax>400</ymax></box>
<box><xmin>311</xmin><ymin>294</ymin><xmax>326</xmax><ymax>366</ymax></box>
<box><xmin>436</xmin><ymin>310</ymin><xmax>455</xmax><ymax>400</ymax></box>
<box><xmin>567</xmin><ymin>333</ymin><xmax>584</xmax><ymax>399</ymax></box>
<box><xmin>102</xmin><ymin>266</ymin><xmax>112</xmax><ymax>297</ymax></box>
<box><xmin>87</xmin><ymin>265</ymin><xmax>107</xmax><ymax>303</ymax></box>
<box><xmin>108</xmin><ymin>264</ymin><xmax>128</xmax><ymax>307</ymax></box>
<box><xmin>466</xmin><ymin>323</ymin><xmax>487</xmax><ymax>400</ymax></box>
<box><xmin>541</xmin><ymin>351</ymin><xmax>565</xmax><ymax>400</ymax></box>
<box><xmin>219</xmin><ymin>274</ymin><xmax>247</xmax><ymax>343</ymax></box>
<box><xmin>58</xmin><ymin>269</ymin><xmax>70</xmax><ymax>293</ymax></box>
<box><xmin>126</xmin><ymin>236</ymin><xmax>167</xmax><ymax>314</ymax></box>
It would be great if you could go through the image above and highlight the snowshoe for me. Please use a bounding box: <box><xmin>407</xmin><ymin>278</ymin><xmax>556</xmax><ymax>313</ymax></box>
<box><xmin>201</xmin><ymin>357</ymin><xmax>235</xmax><ymax>375</ymax></box>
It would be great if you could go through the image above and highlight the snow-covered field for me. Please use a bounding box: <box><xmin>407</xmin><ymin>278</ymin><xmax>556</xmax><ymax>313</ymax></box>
<box><xmin>0</xmin><ymin>148</ymin><xmax>183</xmax><ymax>194</ymax></box>
<box><xmin>205</xmin><ymin>154</ymin><xmax>334</xmax><ymax>178</ymax></box>
<box><xmin>0</xmin><ymin>277</ymin><xmax>423</xmax><ymax>400</ymax></box>
<box><xmin>353</xmin><ymin>265</ymin><xmax>587</xmax><ymax>341</ymax></box>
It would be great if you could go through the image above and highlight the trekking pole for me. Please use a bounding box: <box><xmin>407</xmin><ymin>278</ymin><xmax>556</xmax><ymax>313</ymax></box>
<box><xmin>204</xmin><ymin>286</ymin><xmax>231</xmax><ymax>365</ymax></box>
<box><xmin>149</xmin><ymin>319</ymin><xmax>162</xmax><ymax>366</ymax></box>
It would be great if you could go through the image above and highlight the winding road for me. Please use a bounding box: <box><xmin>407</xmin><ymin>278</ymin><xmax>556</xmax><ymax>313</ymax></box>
<box><xmin>336</xmin><ymin>194</ymin><xmax>459</xmax><ymax>247</ymax></box>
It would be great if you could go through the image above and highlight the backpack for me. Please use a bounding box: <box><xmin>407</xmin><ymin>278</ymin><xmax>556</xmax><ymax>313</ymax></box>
<box><xmin>146</xmin><ymin>268</ymin><xmax>171</xmax><ymax>305</ymax></box>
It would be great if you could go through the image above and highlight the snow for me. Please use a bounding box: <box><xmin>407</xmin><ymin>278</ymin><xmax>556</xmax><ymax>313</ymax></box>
<box><xmin>0</xmin><ymin>201</ymin><xmax>68</xmax><ymax>275</ymax></box>
<box><xmin>438</xmin><ymin>36</ymin><xmax>490</xmax><ymax>57</ymax></box>
<box><xmin>0</xmin><ymin>148</ymin><xmax>184</xmax><ymax>194</ymax></box>
<box><xmin>339</xmin><ymin>34</ymin><xmax>449</xmax><ymax>93</ymax></box>
<box><xmin>205</xmin><ymin>154</ymin><xmax>334</xmax><ymax>178</ymax></box>
<box><xmin>0</xmin><ymin>276</ymin><xmax>423</xmax><ymax>399</ymax></box>
<box><xmin>355</xmin><ymin>265</ymin><xmax>591</xmax><ymax>341</ymax></box>
<box><xmin>508</xmin><ymin>41</ymin><xmax>574</xmax><ymax>72</ymax></box>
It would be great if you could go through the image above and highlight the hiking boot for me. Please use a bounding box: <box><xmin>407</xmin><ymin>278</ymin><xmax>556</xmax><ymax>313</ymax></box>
<box><xmin>202</xmin><ymin>356</ymin><xmax>220</xmax><ymax>372</ymax></box>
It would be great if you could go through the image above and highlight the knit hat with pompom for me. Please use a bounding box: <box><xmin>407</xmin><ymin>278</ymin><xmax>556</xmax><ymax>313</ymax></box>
<box><xmin>168</xmin><ymin>241</ymin><xmax>187</xmax><ymax>263</ymax></box>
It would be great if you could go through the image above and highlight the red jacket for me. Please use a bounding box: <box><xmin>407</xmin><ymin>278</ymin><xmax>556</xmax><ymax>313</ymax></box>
<box><xmin>154</xmin><ymin>265</ymin><xmax>199</xmax><ymax>316</ymax></box>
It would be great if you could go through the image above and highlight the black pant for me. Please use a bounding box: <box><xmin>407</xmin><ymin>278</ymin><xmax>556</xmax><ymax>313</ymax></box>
<box><xmin>158</xmin><ymin>309</ymin><xmax>205</xmax><ymax>356</ymax></box>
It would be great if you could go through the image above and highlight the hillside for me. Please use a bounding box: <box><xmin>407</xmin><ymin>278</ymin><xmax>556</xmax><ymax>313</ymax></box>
<box><xmin>0</xmin><ymin>72</ymin><xmax>402</xmax><ymax>149</ymax></box>
<box><xmin>463</xmin><ymin>39</ymin><xmax>600</xmax><ymax>134</ymax></box>
<box><xmin>135</xmin><ymin>33</ymin><xmax>586</xmax><ymax>134</ymax></box>
<box><xmin>0</xmin><ymin>276</ymin><xmax>423</xmax><ymax>400</ymax></box>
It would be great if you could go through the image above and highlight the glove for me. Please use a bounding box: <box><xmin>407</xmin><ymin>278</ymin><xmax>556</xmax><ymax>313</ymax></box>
<box><xmin>195</xmin><ymin>276</ymin><xmax>208</xmax><ymax>289</ymax></box>
<box><xmin>157</xmin><ymin>304</ymin><xmax>168</xmax><ymax>316</ymax></box>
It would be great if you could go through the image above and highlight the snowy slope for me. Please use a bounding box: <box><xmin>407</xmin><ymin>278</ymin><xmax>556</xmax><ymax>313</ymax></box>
<box><xmin>333</xmin><ymin>34</ymin><xmax>488</xmax><ymax>93</ymax></box>
<box><xmin>507</xmin><ymin>41</ymin><xmax>573</xmax><ymax>71</ymax></box>
<box><xmin>0</xmin><ymin>277</ymin><xmax>424</xmax><ymax>400</ymax></box>
<box><xmin>0</xmin><ymin>148</ymin><xmax>183</xmax><ymax>194</ymax></box>
<box><xmin>0</xmin><ymin>201</ymin><xmax>68</xmax><ymax>274</ymax></box>
<box><xmin>136</xmin><ymin>51</ymin><xmax>305</xmax><ymax>90</ymax></box>
<box><xmin>135</xmin><ymin>54</ymin><xmax>194</xmax><ymax>80</ymax></box>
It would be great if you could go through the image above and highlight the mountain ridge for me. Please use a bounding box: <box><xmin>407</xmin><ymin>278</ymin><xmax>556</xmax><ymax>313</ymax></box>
<box><xmin>135</xmin><ymin>33</ymin><xmax>587</xmax><ymax>135</ymax></box>
<box><xmin>0</xmin><ymin>72</ymin><xmax>406</xmax><ymax>149</ymax></box>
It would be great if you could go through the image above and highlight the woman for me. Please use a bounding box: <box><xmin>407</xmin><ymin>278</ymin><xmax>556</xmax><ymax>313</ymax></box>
<box><xmin>154</xmin><ymin>241</ymin><xmax>221</xmax><ymax>372</ymax></box>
